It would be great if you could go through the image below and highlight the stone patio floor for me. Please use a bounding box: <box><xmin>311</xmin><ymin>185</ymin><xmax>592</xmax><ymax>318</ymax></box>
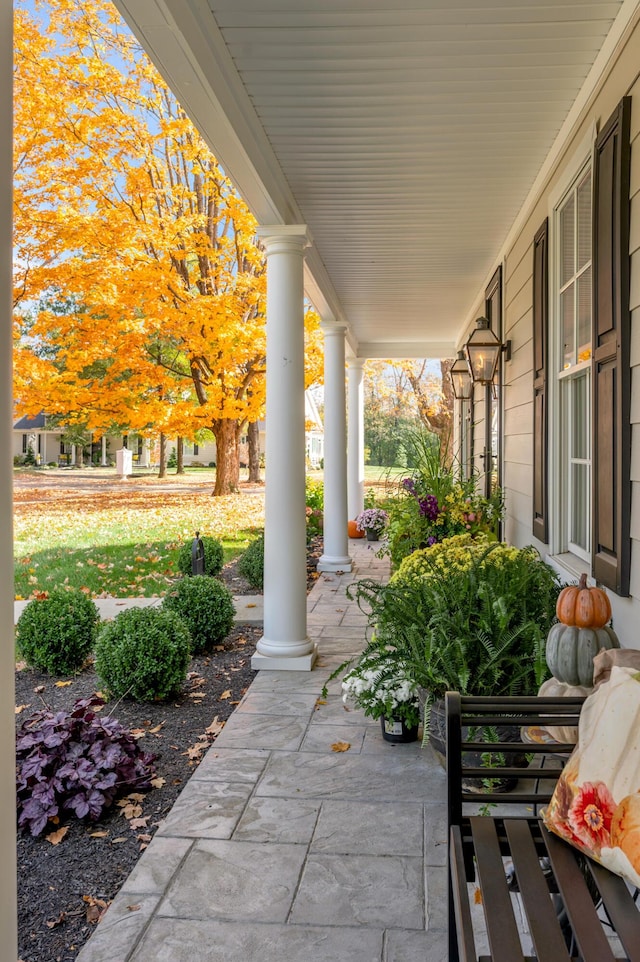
<box><xmin>75</xmin><ymin>537</ymin><xmax>448</xmax><ymax>962</ymax></box>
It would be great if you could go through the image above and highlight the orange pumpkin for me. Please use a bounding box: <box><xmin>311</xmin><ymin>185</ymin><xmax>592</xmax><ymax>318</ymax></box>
<box><xmin>556</xmin><ymin>573</ymin><xmax>611</xmax><ymax>629</ymax></box>
<box><xmin>347</xmin><ymin>519</ymin><xmax>364</xmax><ymax>539</ymax></box>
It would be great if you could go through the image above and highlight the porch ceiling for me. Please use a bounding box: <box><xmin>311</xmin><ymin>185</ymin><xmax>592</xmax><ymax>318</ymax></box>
<box><xmin>113</xmin><ymin>0</ymin><xmax>628</xmax><ymax>358</ymax></box>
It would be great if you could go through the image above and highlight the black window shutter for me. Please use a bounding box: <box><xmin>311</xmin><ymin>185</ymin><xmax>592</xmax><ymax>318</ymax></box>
<box><xmin>532</xmin><ymin>218</ymin><xmax>549</xmax><ymax>544</ymax></box>
<box><xmin>592</xmin><ymin>97</ymin><xmax>631</xmax><ymax>595</ymax></box>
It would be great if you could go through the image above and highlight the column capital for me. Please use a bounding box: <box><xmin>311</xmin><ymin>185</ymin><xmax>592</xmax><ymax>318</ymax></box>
<box><xmin>347</xmin><ymin>356</ymin><xmax>366</xmax><ymax>370</ymax></box>
<box><xmin>320</xmin><ymin>320</ymin><xmax>347</xmax><ymax>337</ymax></box>
<box><xmin>256</xmin><ymin>224</ymin><xmax>310</xmax><ymax>256</ymax></box>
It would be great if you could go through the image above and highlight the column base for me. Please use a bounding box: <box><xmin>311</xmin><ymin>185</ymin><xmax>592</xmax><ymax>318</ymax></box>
<box><xmin>317</xmin><ymin>554</ymin><xmax>353</xmax><ymax>573</ymax></box>
<box><xmin>251</xmin><ymin>643</ymin><xmax>318</xmax><ymax>671</ymax></box>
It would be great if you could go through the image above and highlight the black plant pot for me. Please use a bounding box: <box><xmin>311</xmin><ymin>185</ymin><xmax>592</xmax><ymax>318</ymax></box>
<box><xmin>365</xmin><ymin>529</ymin><xmax>379</xmax><ymax>542</ymax></box>
<box><xmin>380</xmin><ymin>716</ymin><xmax>419</xmax><ymax>744</ymax></box>
<box><xmin>426</xmin><ymin>697</ymin><xmax>525</xmax><ymax>792</ymax></box>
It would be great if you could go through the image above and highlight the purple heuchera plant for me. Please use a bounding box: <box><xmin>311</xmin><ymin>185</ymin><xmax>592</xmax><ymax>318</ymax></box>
<box><xmin>16</xmin><ymin>696</ymin><xmax>157</xmax><ymax>836</ymax></box>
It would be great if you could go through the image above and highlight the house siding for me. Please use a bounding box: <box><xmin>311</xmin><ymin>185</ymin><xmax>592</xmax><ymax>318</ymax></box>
<box><xmin>460</xmin><ymin>17</ymin><xmax>640</xmax><ymax>644</ymax></box>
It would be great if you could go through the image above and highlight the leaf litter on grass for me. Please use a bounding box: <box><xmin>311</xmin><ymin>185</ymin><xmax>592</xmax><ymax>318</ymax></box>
<box><xmin>14</xmin><ymin>487</ymin><xmax>265</xmax><ymax>599</ymax></box>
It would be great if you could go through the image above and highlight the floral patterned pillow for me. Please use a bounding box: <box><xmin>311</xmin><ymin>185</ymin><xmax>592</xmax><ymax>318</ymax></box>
<box><xmin>543</xmin><ymin>665</ymin><xmax>640</xmax><ymax>888</ymax></box>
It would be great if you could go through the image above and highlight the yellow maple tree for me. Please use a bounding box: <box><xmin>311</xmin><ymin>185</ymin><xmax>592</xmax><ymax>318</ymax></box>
<box><xmin>13</xmin><ymin>0</ymin><xmax>322</xmax><ymax>493</ymax></box>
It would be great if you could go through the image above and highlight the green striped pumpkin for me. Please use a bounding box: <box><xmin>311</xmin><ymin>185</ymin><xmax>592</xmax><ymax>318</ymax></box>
<box><xmin>545</xmin><ymin>623</ymin><xmax>620</xmax><ymax>688</ymax></box>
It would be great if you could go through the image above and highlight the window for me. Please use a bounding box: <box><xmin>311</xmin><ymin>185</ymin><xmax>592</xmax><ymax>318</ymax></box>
<box><xmin>556</xmin><ymin>165</ymin><xmax>592</xmax><ymax>562</ymax></box>
<box><xmin>536</xmin><ymin>97</ymin><xmax>631</xmax><ymax>593</ymax></box>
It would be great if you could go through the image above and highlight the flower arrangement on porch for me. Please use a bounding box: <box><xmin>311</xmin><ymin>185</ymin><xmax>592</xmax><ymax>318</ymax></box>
<box><xmin>355</xmin><ymin>507</ymin><xmax>389</xmax><ymax>539</ymax></box>
<box><xmin>341</xmin><ymin>647</ymin><xmax>420</xmax><ymax>731</ymax></box>
<box><xmin>382</xmin><ymin>434</ymin><xmax>503</xmax><ymax>567</ymax></box>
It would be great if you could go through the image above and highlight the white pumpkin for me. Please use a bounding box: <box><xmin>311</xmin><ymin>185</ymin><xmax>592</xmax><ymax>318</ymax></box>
<box><xmin>537</xmin><ymin>676</ymin><xmax>590</xmax><ymax>743</ymax></box>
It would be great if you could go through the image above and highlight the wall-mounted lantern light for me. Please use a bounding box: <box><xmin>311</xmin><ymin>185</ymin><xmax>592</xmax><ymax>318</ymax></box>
<box><xmin>449</xmin><ymin>350</ymin><xmax>473</xmax><ymax>400</ymax></box>
<box><xmin>464</xmin><ymin>317</ymin><xmax>511</xmax><ymax>385</ymax></box>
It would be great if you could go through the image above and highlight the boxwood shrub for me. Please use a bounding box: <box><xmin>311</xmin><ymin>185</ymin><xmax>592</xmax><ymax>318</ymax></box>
<box><xmin>238</xmin><ymin>534</ymin><xmax>264</xmax><ymax>590</ymax></box>
<box><xmin>162</xmin><ymin>576</ymin><xmax>235</xmax><ymax>653</ymax></box>
<box><xmin>177</xmin><ymin>535</ymin><xmax>224</xmax><ymax>577</ymax></box>
<box><xmin>16</xmin><ymin>587</ymin><xmax>100</xmax><ymax>675</ymax></box>
<box><xmin>95</xmin><ymin>607</ymin><xmax>192</xmax><ymax>701</ymax></box>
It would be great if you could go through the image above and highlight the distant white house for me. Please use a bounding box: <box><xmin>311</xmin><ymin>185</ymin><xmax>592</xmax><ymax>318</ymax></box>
<box><xmin>13</xmin><ymin>391</ymin><xmax>324</xmax><ymax>469</ymax></box>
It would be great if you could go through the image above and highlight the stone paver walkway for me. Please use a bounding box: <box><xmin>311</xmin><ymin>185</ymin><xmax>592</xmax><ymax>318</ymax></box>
<box><xmin>75</xmin><ymin>538</ymin><xmax>448</xmax><ymax>962</ymax></box>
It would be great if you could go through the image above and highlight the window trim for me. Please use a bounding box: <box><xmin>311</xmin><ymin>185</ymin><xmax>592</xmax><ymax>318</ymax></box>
<box><xmin>546</xmin><ymin>127</ymin><xmax>596</xmax><ymax>561</ymax></box>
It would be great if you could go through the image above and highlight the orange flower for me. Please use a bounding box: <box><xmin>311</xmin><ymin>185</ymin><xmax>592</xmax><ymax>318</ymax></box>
<box><xmin>610</xmin><ymin>794</ymin><xmax>640</xmax><ymax>872</ymax></box>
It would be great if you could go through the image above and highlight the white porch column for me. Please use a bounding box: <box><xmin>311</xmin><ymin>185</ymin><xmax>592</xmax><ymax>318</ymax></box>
<box><xmin>318</xmin><ymin>323</ymin><xmax>352</xmax><ymax>572</ymax></box>
<box><xmin>252</xmin><ymin>226</ymin><xmax>316</xmax><ymax>670</ymax></box>
<box><xmin>1</xmin><ymin>1</ymin><xmax>17</xmax><ymax>955</ymax></box>
<box><xmin>347</xmin><ymin>357</ymin><xmax>365</xmax><ymax>521</ymax></box>
<box><xmin>101</xmin><ymin>435</ymin><xmax>108</xmax><ymax>466</ymax></box>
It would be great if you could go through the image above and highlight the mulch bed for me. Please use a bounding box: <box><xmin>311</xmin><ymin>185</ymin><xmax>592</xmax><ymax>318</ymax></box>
<box><xmin>15</xmin><ymin>539</ymin><xmax>323</xmax><ymax>962</ymax></box>
<box><xmin>16</xmin><ymin>626</ymin><xmax>260</xmax><ymax>962</ymax></box>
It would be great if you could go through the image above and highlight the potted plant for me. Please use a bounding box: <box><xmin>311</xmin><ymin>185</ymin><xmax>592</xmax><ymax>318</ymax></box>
<box><xmin>341</xmin><ymin>645</ymin><xmax>421</xmax><ymax>743</ymax></box>
<box><xmin>355</xmin><ymin>507</ymin><xmax>389</xmax><ymax>542</ymax></box>
<box><xmin>347</xmin><ymin>535</ymin><xmax>562</xmax><ymax>778</ymax></box>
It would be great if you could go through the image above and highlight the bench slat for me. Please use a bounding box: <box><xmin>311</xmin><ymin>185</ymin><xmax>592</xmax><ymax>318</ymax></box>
<box><xmin>504</xmin><ymin>819</ymin><xmax>571</xmax><ymax>962</ymax></box>
<box><xmin>586</xmin><ymin>860</ymin><xmax>640</xmax><ymax>962</ymax></box>
<box><xmin>450</xmin><ymin>825</ymin><xmax>478</xmax><ymax>962</ymax></box>
<box><xmin>542</xmin><ymin>826</ymin><xmax>617</xmax><ymax>962</ymax></box>
<box><xmin>470</xmin><ymin>816</ymin><xmax>525</xmax><ymax>961</ymax></box>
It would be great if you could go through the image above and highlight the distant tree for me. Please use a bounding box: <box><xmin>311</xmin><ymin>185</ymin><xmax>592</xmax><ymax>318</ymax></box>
<box><xmin>363</xmin><ymin>360</ymin><xmax>452</xmax><ymax>466</ymax></box>
<box><xmin>13</xmin><ymin>0</ymin><xmax>323</xmax><ymax>495</ymax></box>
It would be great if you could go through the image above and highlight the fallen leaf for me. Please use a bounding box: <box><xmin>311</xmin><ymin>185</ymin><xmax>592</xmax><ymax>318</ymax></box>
<box><xmin>15</xmin><ymin>704</ymin><xmax>30</xmax><ymax>715</ymax></box>
<box><xmin>183</xmin><ymin>743</ymin><xmax>205</xmax><ymax>760</ymax></box>
<box><xmin>89</xmin><ymin>831</ymin><xmax>109</xmax><ymax>838</ymax></box>
<box><xmin>137</xmin><ymin>833</ymin><xmax>152</xmax><ymax>844</ymax></box>
<box><xmin>111</xmin><ymin>837</ymin><xmax>127</xmax><ymax>844</ymax></box>
<box><xmin>33</xmin><ymin>685</ymin><xmax>45</xmax><ymax>694</ymax></box>
<box><xmin>83</xmin><ymin>895</ymin><xmax>109</xmax><ymax>924</ymax></box>
<box><xmin>150</xmin><ymin>776</ymin><xmax>166</xmax><ymax>789</ymax></box>
<box><xmin>246</xmin><ymin>603</ymin><xmax>256</xmax><ymax>608</ymax></box>
<box><xmin>55</xmin><ymin>680</ymin><xmax>73</xmax><ymax>688</ymax></box>
<box><xmin>128</xmin><ymin>817</ymin><xmax>149</xmax><ymax>831</ymax></box>
<box><xmin>119</xmin><ymin>802</ymin><xmax>143</xmax><ymax>820</ymax></box>
<box><xmin>205</xmin><ymin>717</ymin><xmax>224</xmax><ymax>737</ymax></box>
<box><xmin>148</xmin><ymin>723</ymin><xmax>164</xmax><ymax>734</ymax></box>
<box><xmin>331</xmin><ymin>741</ymin><xmax>351</xmax><ymax>753</ymax></box>
<box><xmin>45</xmin><ymin>912</ymin><xmax>66</xmax><ymax>929</ymax></box>
<box><xmin>127</xmin><ymin>904</ymin><xmax>141</xmax><ymax>913</ymax></box>
<box><xmin>219</xmin><ymin>689</ymin><xmax>232</xmax><ymax>700</ymax></box>
<box><xmin>315</xmin><ymin>698</ymin><xmax>327</xmax><ymax>708</ymax></box>
<box><xmin>47</xmin><ymin>826</ymin><xmax>69</xmax><ymax>846</ymax></box>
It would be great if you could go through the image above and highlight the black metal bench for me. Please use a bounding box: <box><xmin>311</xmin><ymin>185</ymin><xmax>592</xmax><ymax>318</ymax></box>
<box><xmin>446</xmin><ymin>692</ymin><xmax>640</xmax><ymax>962</ymax></box>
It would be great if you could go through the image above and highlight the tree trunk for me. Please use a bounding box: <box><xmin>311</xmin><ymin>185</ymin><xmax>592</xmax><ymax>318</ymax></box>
<box><xmin>247</xmin><ymin>421</ymin><xmax>261</xmax><ymax>483</ymax></box>
<box><xmin>212</xmin><ymin>419</ymin><xmax>241</xmax><ymax>495</ymax></box>
<box><xmin>176</xmin><ymin>436</ymin><xmax>185</xmax><ymax>474</ymax></box>
<box><xmin>158</xmin><ymin>433</ymin><xmax>167</xmax><ymax>478</ymax></box>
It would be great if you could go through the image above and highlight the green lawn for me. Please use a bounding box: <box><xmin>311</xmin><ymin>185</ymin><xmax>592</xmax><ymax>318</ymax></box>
<box><xmin>14</xmin><ymin>486</ymin><xmax>265</xmax><ymax>600</ymax></box>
